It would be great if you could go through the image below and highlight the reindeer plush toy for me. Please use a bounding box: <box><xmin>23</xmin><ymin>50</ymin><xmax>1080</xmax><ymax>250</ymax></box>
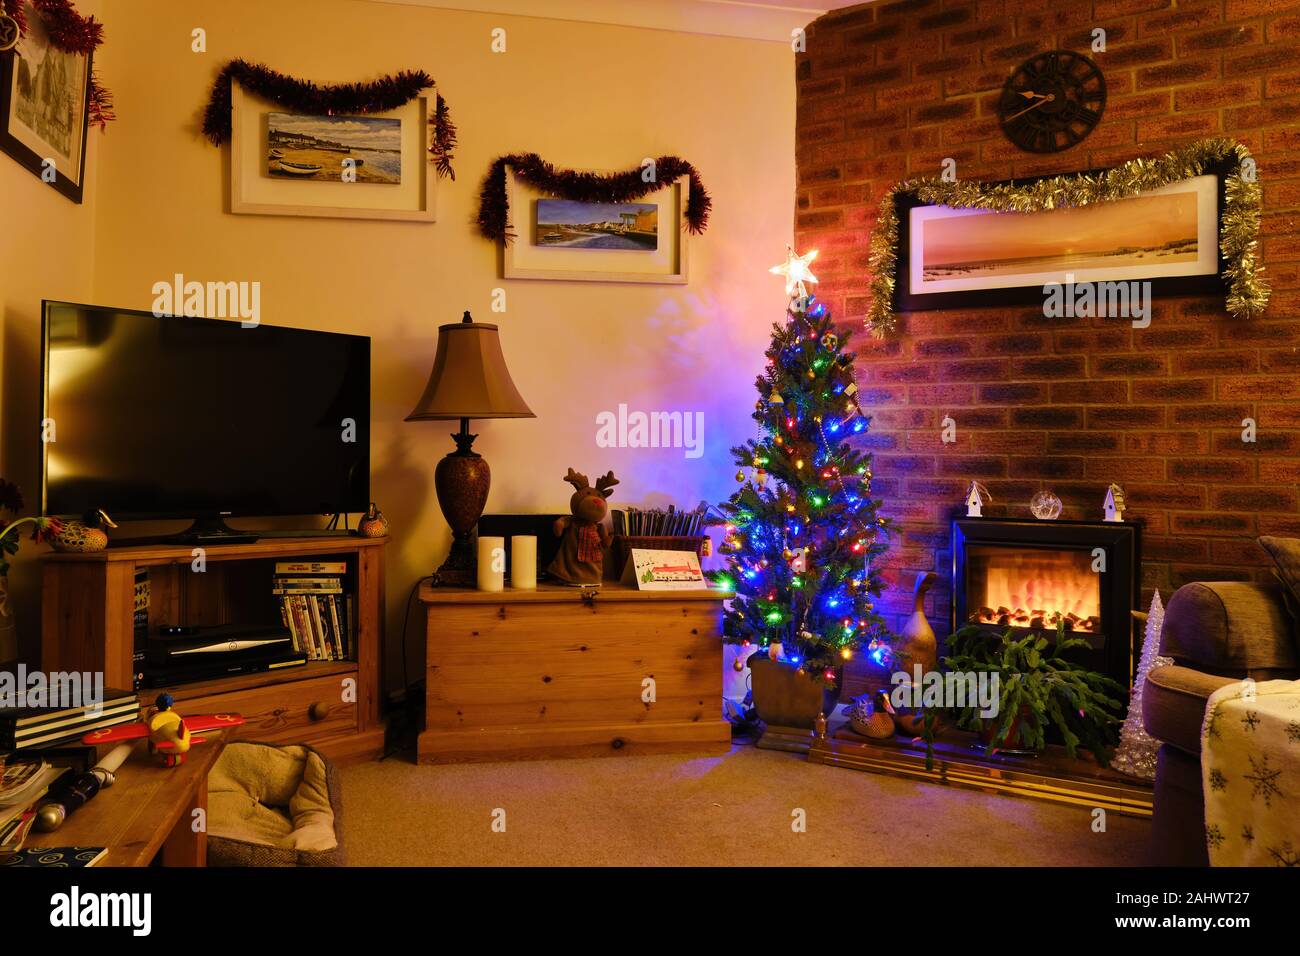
<box><xmin>548</xmin><ymin>468</ymin><xmax>619</xmax><ymax>586</ymax></box>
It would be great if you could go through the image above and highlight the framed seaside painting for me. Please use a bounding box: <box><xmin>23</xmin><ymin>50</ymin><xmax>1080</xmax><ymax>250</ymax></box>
<box><xmin>893</xmin><ymin>165</ymin><xmax>1229</xmax><ymax>312</ymax></box>
<box><xmin>0</xmin><ymin>3</ymin><xmax>92</xmax><ymax>203</ymax></box>
<box><xmin>228</xmin><ymin>81</ymin><xmax>437</xmax><ymax>221</ymax></box>
<box><xmin>503</xmin><ymin>166</ymin><xmax>689</xmax><ymax>284</ymax></box>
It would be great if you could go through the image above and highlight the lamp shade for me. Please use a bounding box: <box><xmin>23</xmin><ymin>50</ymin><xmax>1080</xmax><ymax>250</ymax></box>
<box><xmin>404</xmin><ymin>312</ymin><xmax>535</xmax><ymax>421</ymax></box>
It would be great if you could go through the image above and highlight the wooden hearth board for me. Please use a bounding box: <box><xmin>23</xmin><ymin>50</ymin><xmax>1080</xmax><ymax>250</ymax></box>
<box><xmin>801</xmin><ymin>721</ymin><xmax>1154</xmax><ymax>818</ymax></box>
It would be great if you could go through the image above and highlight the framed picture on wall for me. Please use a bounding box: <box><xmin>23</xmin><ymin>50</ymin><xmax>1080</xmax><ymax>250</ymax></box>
<box><xmin>502</xmin><ymin>166</ymin><xmax>689</xmax><ymax>284</ymax></box>
<box><xmin>228</xmin><ymin>81</ymin><xmax>437</xmax><ymax>221</ymax></box>
<box><xmin>0</xmin><ymin>4</ymin><xmax>92</xmax><ymax>203</ymax></box>
<box><xmin>893</xmin><ymin>164</ymin><xmax>1230</xmax><ymax>312</ymax></box>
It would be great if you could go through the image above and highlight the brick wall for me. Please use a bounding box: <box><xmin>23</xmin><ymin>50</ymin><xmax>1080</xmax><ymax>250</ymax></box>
<box><xmin>794</xmin><ymin>0</ymin><xmax>1300</xmax><ymax>644</ymax></box>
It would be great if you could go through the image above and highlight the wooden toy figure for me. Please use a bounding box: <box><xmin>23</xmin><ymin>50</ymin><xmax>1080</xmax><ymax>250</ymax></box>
<box><xmin>547</xmin><ymin>468</ymin><xmax>618</xmax><ymax>586</ymax></box>
<box><xmin>83</xmin><ymin>693</ymin><xmax>245</xmax><ymax>768</ymax></box>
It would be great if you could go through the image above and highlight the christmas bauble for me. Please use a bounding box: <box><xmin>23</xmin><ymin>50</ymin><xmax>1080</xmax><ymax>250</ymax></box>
<box><xmin>1030</xmin><ymin>489</ymin><xmax>1063</xmax><ymax>520</ymax></box>
<box><xmin>821</xmin><ymin>332</ymin><xmax>838</xmax><ymax>350</ymax></box>
<box><xmin>735</xmin><ymin>470</ymin><xmax>746</xmax><ymax>482</ymax></box>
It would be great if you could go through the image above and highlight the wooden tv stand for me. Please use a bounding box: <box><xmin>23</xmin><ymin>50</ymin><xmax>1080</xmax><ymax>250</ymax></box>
<box><xmin>41</xmin><ymin>536</ymin><xmax>386</xmax><ymax>764</ymax></box>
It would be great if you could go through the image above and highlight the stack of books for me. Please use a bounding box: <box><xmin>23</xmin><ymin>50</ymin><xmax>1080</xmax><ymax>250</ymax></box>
<box><xmin>274</xmin><ymin>561</ymin><xmax>352</xmax><ymax>662</ymax></box>
<box><xmin>0</xmin><ymin>689</ymin><xmax>139</xmax><ymax>754</ymax></box>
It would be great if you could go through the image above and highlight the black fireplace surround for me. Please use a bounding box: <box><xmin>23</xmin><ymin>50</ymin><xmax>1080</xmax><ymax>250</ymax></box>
<box><xmin>951</xmin><ymin>518</ymin><xmax>1141</xmax><ymax>691</ymax></box>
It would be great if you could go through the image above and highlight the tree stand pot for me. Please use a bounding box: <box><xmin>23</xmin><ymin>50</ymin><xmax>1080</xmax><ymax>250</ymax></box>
<box><xmin>976</xmin><ymin>706</ymin><xmax>1039</xmax><ymax>757</ymax></box>
<box><xmin>749</xmin><ymin>655</ymin><xmax>839</xmax><ymax>730</ymax></box>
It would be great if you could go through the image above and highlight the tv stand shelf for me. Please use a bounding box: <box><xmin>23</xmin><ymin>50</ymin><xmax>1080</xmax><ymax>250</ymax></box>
<box><xmin>42</xmin><ymin>536</ymin><xmax>386</xmax><ymax>764</ymax></box>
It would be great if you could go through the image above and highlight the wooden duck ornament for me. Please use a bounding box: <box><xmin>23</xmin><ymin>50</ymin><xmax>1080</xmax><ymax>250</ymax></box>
<box><xmin>51</xmin><ymin>509</ymin><xmax>117</xmax><ymax>553</ymax></box>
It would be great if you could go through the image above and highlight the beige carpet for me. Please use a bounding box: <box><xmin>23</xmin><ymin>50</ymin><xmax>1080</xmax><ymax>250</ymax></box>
<box><xmin>339</xmin><ymin>744</ymin><xmax>1152</xmax><ymax>866</ymax></box>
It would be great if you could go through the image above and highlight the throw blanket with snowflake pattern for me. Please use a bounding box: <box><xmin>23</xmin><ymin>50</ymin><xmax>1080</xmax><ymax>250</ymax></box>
<box><xmin>1201</xmin><ymin>678</ymin><xmax>1300</xmax><ymax>866</ymax></box>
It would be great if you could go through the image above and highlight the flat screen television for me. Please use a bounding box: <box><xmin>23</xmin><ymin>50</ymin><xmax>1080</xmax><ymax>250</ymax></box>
<box><xmin>41</xmin><ymin>301</ymin><xmax>370</xmax><ymax>541</ymax></box>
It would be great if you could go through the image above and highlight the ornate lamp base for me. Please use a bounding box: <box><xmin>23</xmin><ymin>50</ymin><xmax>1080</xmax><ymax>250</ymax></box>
<box><xmin>431</xmin><ymin>419</ymin><xmax>490</xmax><ymax>588</ymax></box>
<box><xmin>432</xmin><ymin>530</ymin><xmax>477</xmax><ymax>587</ymax></box>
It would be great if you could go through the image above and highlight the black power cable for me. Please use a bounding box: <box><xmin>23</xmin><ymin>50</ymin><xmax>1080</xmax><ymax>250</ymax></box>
<box><xmin>379</xmin><ymin>574</ymin><xmax>433</xmax><ymax>760</ymax></box>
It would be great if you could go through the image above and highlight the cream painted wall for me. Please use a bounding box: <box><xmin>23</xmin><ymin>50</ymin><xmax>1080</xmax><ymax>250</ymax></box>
<box><xmin>8</xmin><ymin>0</ymin><xmax>795</xmax><ymax>686</ymax></box>
<box><xmin>0</xmin><ymin>0</ymin><xmax>102</xmax><ymax>662</ymax></box>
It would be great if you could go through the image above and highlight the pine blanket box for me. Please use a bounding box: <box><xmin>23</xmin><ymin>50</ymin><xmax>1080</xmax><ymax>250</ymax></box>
<box><xmin>418</xmin><ymin>583</ymin><xmax>731</xmax><ymax>762</ymax></box>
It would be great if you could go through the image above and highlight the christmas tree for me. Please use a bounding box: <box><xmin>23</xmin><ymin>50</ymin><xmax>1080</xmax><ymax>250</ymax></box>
<box><xmin>710</xmin><ymin>248</ymin><xmax>893</xmax><ymax>685</ymax></box>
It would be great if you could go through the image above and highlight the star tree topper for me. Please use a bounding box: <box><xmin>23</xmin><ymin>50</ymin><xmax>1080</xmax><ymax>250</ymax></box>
<box><xmin>770</xmin><ymin>246</ymin><xmax>818</xmax><ymax>299</ymax></box>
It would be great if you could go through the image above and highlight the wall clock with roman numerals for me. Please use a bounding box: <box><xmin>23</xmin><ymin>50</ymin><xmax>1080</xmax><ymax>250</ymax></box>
<box><xmin>998</xmin><ymin>50</ymin><xmax>1106</xmax><ymax>154</ymax></box>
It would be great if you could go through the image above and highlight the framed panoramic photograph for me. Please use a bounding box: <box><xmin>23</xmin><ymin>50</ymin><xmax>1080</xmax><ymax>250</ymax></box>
<box><xmin>0</xmin><ymin>2</ymin><xmax>92</xmax><ymax>203</ymax></box>
<box><xmin>503</xmin><ymin>167</ymin><xmax>688</xmax><ymax>283</ymax></box>
<box><xmin>266</xmin><ymin>112</ymin><xmax>403</xmax><ymax>184</ymax></box>
<box><xmin>894</xmin><ymin>165</ymin><xmax>1229</xmax><ymax>311</ymax></box>
<box><xmin>534</xmin><ymin>199</ymin><xmax>659</xmax><ymax>250</ymax></box>
<box><xmin>229</xmin><ymin>82</ymin><xmax>436</xmax><ymax>221</ymax></box>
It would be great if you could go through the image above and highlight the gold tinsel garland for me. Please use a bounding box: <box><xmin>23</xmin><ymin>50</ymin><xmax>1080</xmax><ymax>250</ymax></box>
<box><xmin>866</xmin><ymin>138</ymin><xmax>1270</xmax><ymax>338</ymax></box>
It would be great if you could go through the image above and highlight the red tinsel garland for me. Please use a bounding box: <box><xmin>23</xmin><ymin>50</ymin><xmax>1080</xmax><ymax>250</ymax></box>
<box><xmin>10</xmin><ymin>0</ymin><xmax>113</xmax><ymax>128</ymax></box>
<box><xmin>477</xmin><ymin>153</ymin><xmax>712</xmax><ymax>243</ymax></box>
<box><xmin>202</xmin><ymin>59</ymin><xmax>457</xmax><ymax>180</ymax></box>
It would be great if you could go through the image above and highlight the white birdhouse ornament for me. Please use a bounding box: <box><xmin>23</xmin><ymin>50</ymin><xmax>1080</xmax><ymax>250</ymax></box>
<box><xmin>965</xmin><ymin>481</ymin><xmax>990</xmax><ymax>518</ymax></box>
<box><xmin>1104</xmin><ymin>483</ymin><xmax>1126</xmax><ymax>522</ymax></box>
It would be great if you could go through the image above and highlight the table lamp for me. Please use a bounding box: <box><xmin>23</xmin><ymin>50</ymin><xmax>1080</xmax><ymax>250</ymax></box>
<box><xmin>405</xmin><ymin>311</ymin><xmax>534</xmax><ymax>586</ymax></box>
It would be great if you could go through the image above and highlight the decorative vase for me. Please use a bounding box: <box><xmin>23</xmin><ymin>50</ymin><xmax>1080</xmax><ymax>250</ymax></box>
<box><xmin>748</xmin><ymin>655</ymin><xmax>839</xmax><ymax>730</ymax></box>
<box><xmin>894</xmin><ymin>572</ymin><xmax>939</xmax><ymax>735</ymax></box>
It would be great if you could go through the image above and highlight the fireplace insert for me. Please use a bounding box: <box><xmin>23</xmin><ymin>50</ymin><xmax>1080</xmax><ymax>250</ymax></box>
<box><xmin>951</xmin><ymin>518</ymin><xmax>1140</xmax><ymax>690</ymax></box>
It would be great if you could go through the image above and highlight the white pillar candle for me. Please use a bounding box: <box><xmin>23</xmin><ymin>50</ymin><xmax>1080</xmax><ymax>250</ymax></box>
<box><xmin>477</xmin><ymin>536</ymin><xmax>505</xmax><ymax>592</ymax></box>
<box><xmin>511</xmin><ymin>535</ymin><xmax>537</xmax><ymax>590</ymax></box>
